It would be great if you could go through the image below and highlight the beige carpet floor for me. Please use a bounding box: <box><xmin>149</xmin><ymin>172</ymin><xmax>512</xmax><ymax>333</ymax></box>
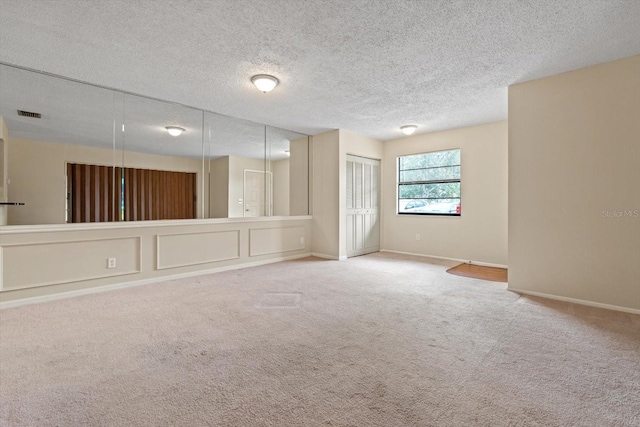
<box><xmin>1</xmin><ymin>253</ymin><xmax>639</xmax><ymax>426</ymax></box>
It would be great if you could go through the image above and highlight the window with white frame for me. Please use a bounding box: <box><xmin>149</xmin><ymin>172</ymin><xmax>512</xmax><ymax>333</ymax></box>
<box><xmin>397</xmin><ymin>148</ymin><xmax>461</xmax><ymax>215</ymax></box>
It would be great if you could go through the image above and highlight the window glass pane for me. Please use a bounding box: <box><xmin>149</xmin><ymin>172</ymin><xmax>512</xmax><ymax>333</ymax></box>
<box><xmin>399</xmin><ymin>165</ymin><xmax>460</xmax><ymax>182</ymax></box>
<box><xmin>397</xmin><ymin>148</ymin><xmax>461</xmax><ymax>215</ymax></box>
<box><xmin>399</xmin><ymin>149</ymin><xmax>460</xmax><ymax>170</ymax></box>
<box><xmin>399</xmin><ymin>198</ymin><xmax>460</xmax><ymax>214</ymax></box>
<box><xmin>399</xmin><ymin>182</ymin><xmax>460</xmax><ymax>199</ymax></box>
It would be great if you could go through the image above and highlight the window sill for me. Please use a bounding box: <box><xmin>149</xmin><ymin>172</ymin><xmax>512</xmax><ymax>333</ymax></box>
<box><xmin>397</xmin><ymin>213</ymin><xmax>461</xmax><ymax>217</ymax></box>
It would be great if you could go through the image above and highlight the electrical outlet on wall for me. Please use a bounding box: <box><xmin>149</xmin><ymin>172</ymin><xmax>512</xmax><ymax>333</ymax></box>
<box><xmin>300</xmin><ymin>236</ymin><xmax>305</xmax><ymax>245</ymax></box>
<box><xmin>416</xmin><ymin>234</ymin><xmax>421</xmax><ymax>241</ymax></box>
<box><xmin>107</xmin><ymin>258</ymin><xmax>116</xmax><ymax>269</ymax></box>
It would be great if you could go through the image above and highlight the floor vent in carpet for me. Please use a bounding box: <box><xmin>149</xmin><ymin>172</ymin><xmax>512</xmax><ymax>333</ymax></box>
<box><xmin>446</xmin><ymin>263</ymin><xmax>508</xmax><ymax>283</ymax></box>
<box><xmin>257</xmin><ymin>292</ymin><xmax>302</xmax><ymax>308</ymax></box>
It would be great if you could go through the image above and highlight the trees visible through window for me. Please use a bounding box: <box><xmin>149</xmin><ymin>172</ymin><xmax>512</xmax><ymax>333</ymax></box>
<box><xmin>66</xmin><ymin>163</ymin><xmax>196</xmax><ymax>223</ymax></box>
<box><xmin>397</xmin><ymin>149</ymin><xmax>461</xmax><ymax>215</ymax></box>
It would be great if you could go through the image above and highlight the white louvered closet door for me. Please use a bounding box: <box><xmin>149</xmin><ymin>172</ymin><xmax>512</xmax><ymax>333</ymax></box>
<box><xmin>346</xmin><ymin>155</ymin><xmax>380</xmax><ymax>257</ymax></box>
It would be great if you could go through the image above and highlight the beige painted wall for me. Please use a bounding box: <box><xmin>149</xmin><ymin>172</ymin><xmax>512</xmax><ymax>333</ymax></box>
<box><xmin>383</xmin><ymin>121</ymin><xmax>508</xmax><ymax>266</ymax></box>
<box><xmin>339</xmin><ymin>130</ymin><xmax>384</xmax><ymax>258</ymax></box>
<box><xmin>0</xmin><ymin>217</ymin><xmax>312</xmax><ymax>304</ymax></box>
<box><xmin>272</xmin><ymin>158</ymin><xmax>290</xmax><ymax>216</ymax></box>
<box><xmin>0</xmin><ymin>117</ymin><xmax>7</xmax><ymax>141</ymax></box>
<box><xmin>209</xmin><ymin>157</ymin><xmax>230</xmax><ymax>218</ymax></box>
<box><xmin>6</xmin><ymin>138</ymin><xmax>65</xmax><ymax>225</ymax></box>
<box><xmin>509</xmin><ymin>55</ymin><xmax>640</xmax><ymax>311</ymax></box>
<box><xmin>6</xmin><ymin>137</ymin><xmax>206</xmax><ymax>225</ymax></box>
<box><xmin>311</xmin><ymin>131</ymin><xmax>340</xmax><ymax>258</ymax></box>
<box><xmin>0</xmin><ymin>117</ymin><xmax>8</xmax><ymax>226</ymax></box>
<box><xmin>289</xmin><ymin>137</ymin><xmax>310</xmax><ymax>216</ymax></box>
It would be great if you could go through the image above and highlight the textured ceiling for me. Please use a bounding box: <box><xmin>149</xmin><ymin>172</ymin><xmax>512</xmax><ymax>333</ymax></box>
<box><xmin>1</xmin><ymin>0</ymin><xmax>639</xmax><ymax>141</ymax></box>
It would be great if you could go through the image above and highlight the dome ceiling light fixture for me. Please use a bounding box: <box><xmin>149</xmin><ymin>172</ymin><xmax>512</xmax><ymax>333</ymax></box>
<box><xmin>251</xmin><ymin>74</ymin><xmax>279</xmax><ymax>93</ymax></box>
<box><xmin>165</xmin><ymin>126</ymin><xmax>185</xmax><ymax>137</ymax></box>
<box><xmin>400</xmin><ymin>125</ymin><xmax>418</xmax><ymax>135</ymax></box>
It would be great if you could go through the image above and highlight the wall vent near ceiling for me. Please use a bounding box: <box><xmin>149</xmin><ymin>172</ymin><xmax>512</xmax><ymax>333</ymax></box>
<box><xmin>17</xmin><ymin>110</ymin><xmax>42</xmax><ymax>119</ymax></box>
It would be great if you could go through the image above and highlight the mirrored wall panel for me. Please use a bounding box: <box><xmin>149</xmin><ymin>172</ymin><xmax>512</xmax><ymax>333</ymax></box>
<box><xmin>0</xmin><ymin>64</ymin><xmax>118</xmax><ymax>225</ymax></box>
<box><xmin>267</xmin><ymin>126</ymin><xmax>310</xmax><ymax>217</ymax></box>
<box><xmin>205</xmin><ymin>112</ymin><xmax>266</xmax><ymax>218</ymax></box>
<box><xmin>0</xmin><ymin>64</ymin><xmax>310</xmax><ymax>226</ymax></box>
<box><xmin>121</xmin><ymin>94</ymin><xmax>205</xmax><ymax>221</ymax></box>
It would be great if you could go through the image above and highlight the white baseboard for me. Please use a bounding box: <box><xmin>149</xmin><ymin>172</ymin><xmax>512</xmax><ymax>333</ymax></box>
<box><xmin>311</xmin><ymin>252</ymin><xmax>340</xmax><ymax>260</ymax></box>
<box><xmin>509</xmin><ymin>288</ymin><xmax>640</xmax><ymax>315</ymax></box>
<box><xmin>380</xmin><ymin>249</ymin><xmax>508</xmax><ymax>269</ymax></box>
<box><xmin>0</xmin><ymin>252</ymin><xmax>312</xmax><ymax>310</ymax></box>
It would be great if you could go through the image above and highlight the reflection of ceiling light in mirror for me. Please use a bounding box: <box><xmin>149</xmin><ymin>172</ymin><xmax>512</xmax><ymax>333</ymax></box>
<box><xmin>400</xmin><ymin>125</ymin><xmax>417</xmax><ymax>135</ymax></box>
<box><xmin>251</xmin><ymin>74</ymin><xmax>279</xmax><ymax>93</ymax></box>
<box><xmin>284</xmin><ymin>149</ymin><xmax>290</xmax><ymax>156</ymax></box>
<box><xmin>165</xmin><ymin>126</ymin><xmax>185</xmax><ymax>137</ymax></box>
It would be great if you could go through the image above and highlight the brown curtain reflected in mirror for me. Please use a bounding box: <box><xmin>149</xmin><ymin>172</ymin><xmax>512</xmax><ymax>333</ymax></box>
<box><xmin>66</xmin><ymin>163</ymin><xmax>120</xmax><ymax>223</ymax></box>
<box><xmin>67</xmin><ymin>163</ymin><xmax>196</xmax><ymax>223</ymax></box>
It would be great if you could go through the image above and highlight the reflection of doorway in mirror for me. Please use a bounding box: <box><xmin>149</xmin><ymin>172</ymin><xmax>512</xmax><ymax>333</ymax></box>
<box><xmin>243</xmin><ymin>170</ymin><xmax>272</xmax><ymax>217</ymax></box>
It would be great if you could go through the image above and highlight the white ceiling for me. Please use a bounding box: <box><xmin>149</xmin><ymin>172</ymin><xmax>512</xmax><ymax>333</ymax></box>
<box><xmin>1</xmin><ymin>0</ymin><xmax>639</xmax><ymax>141</ymax></box>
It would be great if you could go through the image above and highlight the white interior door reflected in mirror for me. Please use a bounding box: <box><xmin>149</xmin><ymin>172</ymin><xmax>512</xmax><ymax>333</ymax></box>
<box><xmin>243</xmin><ymin>170</ymin><xmax>272</xmax><ymax>217</ymax></box>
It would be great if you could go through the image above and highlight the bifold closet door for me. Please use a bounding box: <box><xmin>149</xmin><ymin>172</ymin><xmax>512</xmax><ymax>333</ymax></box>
<box><xmin>346</xmin><ymin>155</ymin><xmax>380</xmax><ymax>257</ymax></box>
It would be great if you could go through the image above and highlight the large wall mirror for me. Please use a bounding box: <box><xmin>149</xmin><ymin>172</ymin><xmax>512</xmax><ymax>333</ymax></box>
<box><xmin>0</xmin><ymin>64</ymin><xmax>309</xmax><ymax>226</ymax></box>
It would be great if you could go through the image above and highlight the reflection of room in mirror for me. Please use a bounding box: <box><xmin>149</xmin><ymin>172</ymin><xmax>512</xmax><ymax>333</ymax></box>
<box><xmin>0</xmin><ymin>64</ymin><xmax>310</xmax><ymax>225</ymax></box>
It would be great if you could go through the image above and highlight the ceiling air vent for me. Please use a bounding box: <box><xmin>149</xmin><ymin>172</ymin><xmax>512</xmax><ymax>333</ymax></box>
<box><xmin>17</xmin><ymin>110</ymin><xmax>42</xmax><ymax>119</ymax></box>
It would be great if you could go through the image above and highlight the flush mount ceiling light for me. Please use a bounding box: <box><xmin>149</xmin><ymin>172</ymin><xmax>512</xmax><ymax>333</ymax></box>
<box><xmin>400</xmin><ymin>125</ymin><xmax>418</xmax><ymax>135</ymax></box>
<box><xmin>251</xmin><ymin>74</ymin><xmax>279</xmax><ymax>93</ymax></box>
<box><xmin>165</xmin><ymin>126</ymin><xmax>185</xmax><ymax>137</ymax></box>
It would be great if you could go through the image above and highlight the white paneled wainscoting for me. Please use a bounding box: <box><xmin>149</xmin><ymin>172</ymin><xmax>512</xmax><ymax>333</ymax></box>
<box><xmin>0</xmin><ymin>216</ymin><xmax>311</xmax><ymax>308</ymax></box>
